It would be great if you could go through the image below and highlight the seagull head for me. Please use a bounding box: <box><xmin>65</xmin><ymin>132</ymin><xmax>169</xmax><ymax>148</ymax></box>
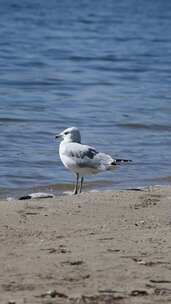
<box><xmin>55</xmin><ymin>127</ymin><xmax>81</xmax><ymax>143</ymax></box>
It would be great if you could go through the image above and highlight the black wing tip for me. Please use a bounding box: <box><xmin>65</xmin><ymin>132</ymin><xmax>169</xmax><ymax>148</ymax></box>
<box><xmin>18</xmin><ymin>195</ymin><xmax>32</xmax><ymax>200</ymax></box>
<box><xmin>111</xmin><ymin>159</ymin><xmax>132</xmax><ymax>165</ymax></box>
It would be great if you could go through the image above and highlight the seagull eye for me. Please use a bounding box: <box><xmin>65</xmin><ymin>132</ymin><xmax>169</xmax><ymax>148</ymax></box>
<box><xmin>64</xmin><ymin>131</ymin><xmax>69</xmax><ymax>135</ymax></box>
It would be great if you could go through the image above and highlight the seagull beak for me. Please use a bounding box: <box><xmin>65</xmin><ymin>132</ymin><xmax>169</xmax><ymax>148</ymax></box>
<box><xmin>55</xmin><ymin>133</ymin><xmax>62</xmax><ymax>139</ymax></box>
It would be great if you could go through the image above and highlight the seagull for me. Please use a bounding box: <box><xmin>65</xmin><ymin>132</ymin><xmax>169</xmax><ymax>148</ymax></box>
<box><xmin>55</xmin><ymin>127</ymin><xmax>131</xmax><ymax>195</ymax></box>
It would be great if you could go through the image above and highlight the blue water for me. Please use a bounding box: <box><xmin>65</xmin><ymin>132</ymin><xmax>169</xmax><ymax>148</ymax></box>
<box><xmin>0</xmin><ymin>0</ymin><xmax>171</xmax><ymax>198</ymax></box>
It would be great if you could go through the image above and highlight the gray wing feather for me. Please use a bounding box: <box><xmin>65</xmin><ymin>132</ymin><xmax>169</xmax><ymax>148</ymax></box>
<box><xmin>63</xmin><ymin>143</ymin><xmax>114</xmax><ymax>171</ymax></box>
<box><xmin>79</xmin><ymin>147</ymin><xmax>98</xmax><ymax>159</ymax></box>
<box><xmin>67</xmin><ymin>145</ymin><xmax>99</xmax><ymax>169</ymax></box>
<box><xmin>68</xmin><ymin>144</ymin><xmax>98</xmax><ymax>159</ymax></box>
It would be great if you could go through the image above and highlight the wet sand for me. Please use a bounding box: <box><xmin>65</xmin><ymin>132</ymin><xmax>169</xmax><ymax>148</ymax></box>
<box><xmin>0</xmin><ymin>186</ymin><xmax>171</xmax><ymax>303</ymax></box>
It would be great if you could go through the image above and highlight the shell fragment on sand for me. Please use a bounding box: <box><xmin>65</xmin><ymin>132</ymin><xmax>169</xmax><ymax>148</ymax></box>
<box><xmin>19</xmin><ymin>192</ymin><xmax>55</xmax><ymax>200</ymax></box>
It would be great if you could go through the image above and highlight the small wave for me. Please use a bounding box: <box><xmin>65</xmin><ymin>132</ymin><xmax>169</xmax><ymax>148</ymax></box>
<box><xmin>153</xmin><ymin>176</ymin><xmax>171</xmax><ymax>182</ymax></box>
<box><xmin>0</xmin><ymin>117</ymin><xmax>27</xmax><ymax>123</ymax></box>
<box><xmin>0</xmin><ymin>180</ymin><xmax>114</xmax><ymax>200</ymax></box>
<box><xmin>47</xmin><ymin>179</ymin><xmax>114</xmax><ymax>192</ymax></box>
<box><xmin>0</xmin><ymin>80</ymin><xmax>60</xmax><ymax>87</ymax></box>
<box><xmin>118</xmin><ymin>123</ymin><xmax>171</xmax><ymax>132</ymax></box>
<box><xmin>0</xmin><ymin>117</ymin><xmax>62</xmax><ymax>124</ymax></box>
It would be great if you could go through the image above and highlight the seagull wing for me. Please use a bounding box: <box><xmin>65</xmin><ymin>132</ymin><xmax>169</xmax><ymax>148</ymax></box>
<box><xmin>64</xmin><ymin>143</ymin><xmax>114</xmax><ymax>171</ymax></box>
<box><xmin>67</xmin><ymin>143</ymin><xmax>99</xmax><ymax>167</ymax></box>
<box><xmin>77</xmin><ymin>146</ymin><xmax>98</xmax><ymax>160</ymax></box>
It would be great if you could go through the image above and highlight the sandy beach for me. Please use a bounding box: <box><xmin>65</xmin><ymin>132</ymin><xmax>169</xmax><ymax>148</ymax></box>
<box><xmin>0</xmin><ymin>186</ymin><xmax>171</xmax><ymax>304</ymax></box>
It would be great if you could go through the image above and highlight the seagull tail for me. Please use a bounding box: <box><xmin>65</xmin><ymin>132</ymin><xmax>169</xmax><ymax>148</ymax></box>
<box><xmin>111</xmin><ymin>159</ymin><xmax>132</xmax><ymax>166</ymax></box>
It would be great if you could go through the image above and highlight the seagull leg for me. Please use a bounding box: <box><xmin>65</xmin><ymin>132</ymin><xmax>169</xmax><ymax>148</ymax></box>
<box><xmin>79</xmin><ymin>176</ymin><xmax>84</xmax><ymax>193</ymax></box>
<box><xmin>73</xmin><ymin>173</ymin><xmax>79</xmax><ymax>195</ymax></box>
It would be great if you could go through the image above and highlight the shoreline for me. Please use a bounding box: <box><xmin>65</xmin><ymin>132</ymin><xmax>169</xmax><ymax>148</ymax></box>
<box><xmin>2</xmin><ymin>181</ymin><xmax>171</xmax><ymax>202</ymax></box>
<box><xmin>0</xmin><ymin>186</ymin><xmax>171</xmax><ymax>303</ymax></box>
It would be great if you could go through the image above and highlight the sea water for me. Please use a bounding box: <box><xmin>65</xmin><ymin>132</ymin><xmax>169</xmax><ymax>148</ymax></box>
<box><xmin>0</xmin><ymin>0</ymin><xmax>171</xmax><ymax>198</ymax></box>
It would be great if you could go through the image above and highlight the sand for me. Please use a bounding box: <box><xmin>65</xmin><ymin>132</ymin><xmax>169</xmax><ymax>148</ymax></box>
<box><xmin>0</xmin><ymin>186</ymin><xmax>171</xmax><ymax>304</ymax></box>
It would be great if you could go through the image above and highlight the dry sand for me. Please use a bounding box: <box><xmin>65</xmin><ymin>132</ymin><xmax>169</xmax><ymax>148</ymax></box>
<box><xmin>0</xmin><ymin>186</ymin><xmax>171</xmax><ymax>304</ymax></box>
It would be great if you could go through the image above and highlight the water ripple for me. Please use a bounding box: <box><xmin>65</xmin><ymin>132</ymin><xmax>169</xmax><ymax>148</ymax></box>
<box><xmin>0</xmin><ymin>0</ymin><xmax>171</xmax><ymax>197</ymax></box>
